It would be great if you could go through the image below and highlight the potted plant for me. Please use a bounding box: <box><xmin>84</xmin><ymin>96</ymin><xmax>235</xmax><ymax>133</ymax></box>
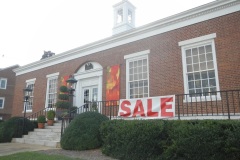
<box><xmin>37</xmin><ymin>115</ymin><xmax>46</xmax><ymax>129</ymax></box>
<box><xmin>47</xmin><ymin>110</ymin><xmax>55</xmax><ymax>126</ymax></box>
<box><xmin>56</xmin><ymin>85</ymin><xmax>71</xmax><ymax>120</ymax></box>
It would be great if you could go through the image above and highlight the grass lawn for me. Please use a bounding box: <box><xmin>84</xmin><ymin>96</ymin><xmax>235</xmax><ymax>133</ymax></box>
<box><xmin>0</xmin><ymin>152</ymin><xmax>83</xmax><ymax>160</ymax></box>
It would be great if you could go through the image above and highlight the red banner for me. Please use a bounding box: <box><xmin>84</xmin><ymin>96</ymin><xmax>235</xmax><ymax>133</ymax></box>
<box><xmin>118</xmin><ymin>95</ymin><xmax>175</xmax><ymax>119</ymax></box>
<box><xmin>106</xmin><ymin>65</ymin><xmax>120</xmax><ymax>101</ymax></box>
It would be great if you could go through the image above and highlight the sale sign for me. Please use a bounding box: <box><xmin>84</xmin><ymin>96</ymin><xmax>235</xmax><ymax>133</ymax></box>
<box><xmin>118</xmin><ymin>95</ymin><xmax>175</xmax><ymax>119</ymax></box>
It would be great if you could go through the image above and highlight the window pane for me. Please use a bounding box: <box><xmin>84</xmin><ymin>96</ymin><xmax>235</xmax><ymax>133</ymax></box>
<box><xmin>188</xmin><ymin>81</ymin><xmax>194</xmax><ymax>89</ymax></box>
<box><xmin>193</xmin><ymin>64</ymin><xmax>199</xmax><ymax>71</ymax></box>
<box><xmin>192</xmin><ymin>48</ymin><xmax>198</xmax><ymax>55</ymax></box>
<box><xmin>199</xmin><ymin>46</ymin><xmax>205</xmax><ymax>54</ymax></box>
<box><xmin>200</xmin><ymin>62</ymin><xmax>207</xmax><ymax>70</ymax></box>
<box><xmin>187</xmin><ymin>65</ymin><xmax>193</xmax><ymax>72</ymax></box>
<box><xmin>202</xmin><ymin>80</ymin><xmax>208</xmax><ymax>87</ymax></box>
<box><xmin>0</xmin><ymin>99</ymin><xmax>3</xmax><ymax>108</ymax></box>
<box><xmin>192</xmin><ymin>55</ymin><xmax>199</xmax><ymax>63</ymax></box>
<box><xmin>195</xmin><ymin>80</ymin><xmax>201</xmax><ymax>88</ymax></box>
<box><xmin>129</xmin><ymin>62</ymin><xmax>133</xmax><ymax>68</ymax></box>
<box><xmin>206</xmin><ymin>53</ymin><xmax>213</xmax><ymax>61</ymax></box>
<box><xmin>208</xmin><ymin>70</ymin><xmax>215</xmax><ymax>78</ymax></box>
<box><xmin>194</xmin><ymin>72</ymin><xmax>200</xmax><ymax>80</ymax></box>
<box><xmin>186</xmin><ymin>49</ymin><xmax>191</xmax><ymax>57</ymax></box>
<box><xmin>199</xmin><ymin>54</ymin><xmax>206</xmax><ymax>62</ymax></box>
<box><xmin>129</xmin><ymin>68</ymin><xmax>133</xmax><ymax>74</ymax></box>
<box><xmin>138</xmin><ymin>60</ymin><xmax>142</xmax><ymax>66</ymax></box>
<box><xmin>201</xmin><ymin>71</ymin><xmax>208</xmax><ymax>79</ymax></box>
<box><xmin>188</xmin><ymin>73</ymin><xmax>194</xmax><ymax>81</ymax></box>
<box><xmin>143</xmin><ymin>73</ymin><xmax>147</xmax><ymax>79</ymax></box>
<box><xmin>129</xmin><ymin>75</ymin><xmax>133</xmax><ymax>81</ymax></box>
<box><xmin>207</xmin><ymin>61</ymin><xmax>214</xmax><ymax>69</ymax></box>
<box><xmin>205</xmin><ymin>45</ymin><xmax>212</xmax><ymax>53</ymax></box>
<box><xmin>186</xmin><ymin>57</ymin><xmax>192</xmax><ymax>64</ymax></box>
<box><xmin>209</xmin><ymin>79</ymin><xmax>216</xmax><ymax>87</ymax></box>
<box><xmin>143</xmin><ymin>59</ymin><xmax>147</xmax><ymax>65</ymax></box>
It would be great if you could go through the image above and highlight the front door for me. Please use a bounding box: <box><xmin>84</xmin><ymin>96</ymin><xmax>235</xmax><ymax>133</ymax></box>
<box><xmin>83</xmin><ymin>86</ymin><xmax>98</xmax><ymax>103</ymax></box>
<box><xmin>83</xmin><ymin>86</ymin><xmax>98</xmax><ymax>111</ymax></box>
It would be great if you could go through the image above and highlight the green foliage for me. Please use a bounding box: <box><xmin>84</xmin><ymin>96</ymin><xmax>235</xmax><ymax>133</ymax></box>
<box><xmin>100</xmin><ymin>120</ymin><xmax>167</xmax><ymax>160</ymax></box>
<box><xmin>47</xmin><ymin>110</ymin><xmax>56</xmax><ymax>120</ymax></box>
<box><xmin>37</xmin><ymin>115</ymin><xmax>46</xmax><ymax>123</ymax></box>
<box><xmin>61</xmin><ymin>111</ymin><xmax>109</xmax><ymax>150</ymax></box>
<box><xmin>59</xmin><ymin>86</ymin><xmax>68</xmax><ymax>92</ymax></box>
<box><xmin>100</xmin><ymin>120</ymin><xmax>240</xmax><ymax>160</ymax></box>
<box><xmin>55</xmin><ymin>101</ymin><xmax>71</xmax><ymax>109</ymax></box>
<box><xmin>0</xmin><ymin>117</ymin><xmax>34</xmax><ymax>143</ymax></box>
<box><xmin>58</xmin><ymin>94</ymin><xmax>69</xmax><ymax>100</ymax></box>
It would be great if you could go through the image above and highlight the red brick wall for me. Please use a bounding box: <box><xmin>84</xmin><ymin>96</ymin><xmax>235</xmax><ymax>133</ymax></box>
<box><xmin>12</xmin><ymin>12</ymin><xmax>240</xmax><ymax>116</ymax></box>
<box><xmin>0</xmin><ymin>65</ymin><xmax>19</xmax><ymax>120</ymax></box>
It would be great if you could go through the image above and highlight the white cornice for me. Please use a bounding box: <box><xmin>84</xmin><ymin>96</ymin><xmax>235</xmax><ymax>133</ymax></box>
<box><xmin>14</xmin><ymin>0</ymin><xmax>240</xmax><ymax>76</ymax></box>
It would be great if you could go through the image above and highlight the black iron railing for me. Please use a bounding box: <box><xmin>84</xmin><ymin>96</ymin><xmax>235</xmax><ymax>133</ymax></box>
<box><xmin>175</xmin><ymin>90</ymin><xmax>240</xmax><ymax>119</ymax></box>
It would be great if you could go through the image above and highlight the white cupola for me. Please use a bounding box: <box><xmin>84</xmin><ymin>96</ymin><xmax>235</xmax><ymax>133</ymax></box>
<box><xmin>112</xmin><ymin>0</ymin><xmax>136</xmax><ymax>35</ymax></box>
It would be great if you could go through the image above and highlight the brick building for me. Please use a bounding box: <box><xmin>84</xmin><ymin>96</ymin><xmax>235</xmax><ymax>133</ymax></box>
<box><xmin>12</xmin><ymin>0</ymin><xmax>240</xmax><ymax>118</ymax></box>
<box><xmin>0</xmin><ymin>65</ymin><xmax>19</xmax><ymax>120</ymax></box>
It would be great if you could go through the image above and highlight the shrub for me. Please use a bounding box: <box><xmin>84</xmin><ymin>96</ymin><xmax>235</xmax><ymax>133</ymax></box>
<box><xmin>61</xmin><ymin>111</ymin><xmax>109</xmax><ymax>150</ymax></box>
<box><xmin>100</xmin><ymin>120</ymin><xmax>167</xmax><ymax>160</ymax></box>
<box><xmin>59</xmin><ymin>86</ymin><xmax>68</xmax><ymax>92</ymax></box>
<box><xmin>47</xmin><ymin>110</ymin><xmax>56</xmax><ymax>120</ymax></box>
<box><xmin>100</xmin><ymin>120</ymin><xmax>240</xmax><ymax>160</ymax></box>
<box><xmin>58</xmin><ymin>94</ymin><xmax>69</xmax><ymax>100</ymax></box>
<box><xmin>55</xmin><ymin>101</ymin><xmax>71</xmax><ymax>109</ymax></box>
<box><xmin>0</xmin><ymin>117</ymin><xmax>34</xmax><ymax>143</ymax></box>
<box><xmin>37</xmin><ymin>115</ymin><xmax>46</xmax><ymax>123</ymax></box>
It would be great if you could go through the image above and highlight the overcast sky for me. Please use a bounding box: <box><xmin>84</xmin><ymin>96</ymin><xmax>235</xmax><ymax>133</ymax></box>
<box><xmin>0</xmin><ymin>0</ymin><xmax>215</xmax><ymax>69</ymax></box>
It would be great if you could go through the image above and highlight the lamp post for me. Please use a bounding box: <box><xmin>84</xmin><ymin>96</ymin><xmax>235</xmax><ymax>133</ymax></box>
<box><xmin>66</xmin><ymin>75</ymin><xmax>77</xmax><ymax>118</ymax></box>
<box><xmin>22</xmin><ymin>86</ymin><xmax>33</xmax><ymax>135</ymax></box>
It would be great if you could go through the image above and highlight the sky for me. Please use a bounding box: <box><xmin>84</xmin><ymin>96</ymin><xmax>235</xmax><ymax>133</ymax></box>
<box><xmin>0</xmin><ymin>0</ymin><xmax>215</xmax><ymax>69</ymax></box>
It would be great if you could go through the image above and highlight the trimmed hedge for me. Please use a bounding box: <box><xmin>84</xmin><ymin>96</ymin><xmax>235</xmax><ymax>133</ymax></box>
<box><xmin>100</xmin><ymin>120</ymin><xmax>240</xmax><ymax>160</ymax></box>
<box><xmin>0</xmin><ymin>117</ymin><xmax>34</xmax><ymax>143</ymax></box>
<box><xmin>61</xmin><ymin>111</ymin><xmax>109</xmax><ymax>150</ymax></box>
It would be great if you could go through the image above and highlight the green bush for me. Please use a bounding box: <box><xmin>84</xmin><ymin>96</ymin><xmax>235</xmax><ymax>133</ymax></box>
<box><xmin>100</xmin><ymin>120</ymin><xmax>167</xmax><ymax>160</ymax></box>
<box><xmin>100</xmin><ymin>120</ymin><xmax>240</xmax><ymax>160</ymax></box>
<box><xmin>59</xmin><ymin>86</ymin><xmax>68</xmax><ymax>92</ymax></box>
<box><xmin>37</xmin><ymin>115</ymin><xmax>46</xmax><ymax>123</ymax></box>
<box><xmin>58</xmin><ymin>94</ymin><xmax>69</xmax><ymax>100</ymax></box>
<box><xmin>55</xmin><ymin>101</ymin><xmax>71</xmax><ymax>109</ymax></box>
<box><xmin>61</xmin><ymin>111</ymin><xmax>109</xmax><ymax>150</ymax></box>
<box><xmin>0</xmin><ymin>117</ymin><xmax>34</xmax><ymax>143</ymax></box>
<box><xmin>47</xmin><ymin>110</ymin><xmax>56</xmax><ymax>120</ymax></box>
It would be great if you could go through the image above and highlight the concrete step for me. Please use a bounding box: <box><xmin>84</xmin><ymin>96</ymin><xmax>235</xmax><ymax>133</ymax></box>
<box><xmin>12</xmin><ymin>138</ymin><xmax>60</xmax><ymax>147</ymax></box>
<box><xmin>12</xmin><ymin>121</ymin><xmax>62</xmax><ymax>148</ymax></box>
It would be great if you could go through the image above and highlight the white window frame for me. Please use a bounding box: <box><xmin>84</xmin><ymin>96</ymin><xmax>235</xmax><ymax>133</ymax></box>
<box><xmin>0</xmin><ymin>97</ymin><xmax>5</xmax><ymax>109</ymax></box>
<box><xmin>45</xmin><ymin>72</ymin><xmax>59</xmax><ymax>108</ymax></box>
<box><xmin>179</xmin><ymin>33</ymin><xmax>221</xmax><ymax>102</ymax></box>
<box><xmin>124</xmin><ymin>50</ymin><xmax>150</xmax><ymax>99</ymax></box>
<box><xmin>24</xmin><ymin>78</ymin><xmax>36</xmax><ymax>112</ymax></box>
<box><xmin>0</xmin><ymin>78</ymin><xmax>7</xmax><ymax>89</ymax></box>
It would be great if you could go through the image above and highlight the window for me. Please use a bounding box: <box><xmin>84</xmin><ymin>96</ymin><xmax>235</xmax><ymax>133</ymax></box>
<box><xmin>125</xmin><ymin>50</ymin><xmax>150</xmax><ymax>99</ymax></box>
<box><xmin>0</xmin><ymin>97</ymin><xmax>5</xmax><ymax>109</ymax></box>
<box><xmin>45</xmin><ymin>73</ymin><xmax>59</xmax><ymax>108</ymax></box>
<box><xmin>128</xmin><ymin>10</ymin><xmax>132</xmax><ymax>23</ymax></box>
<box><xmin>0</xmin><ymin>78</ymin><xmax>7</xmax><ymax>89</ymax></box>
<box><xmin>117</xmin><ymin>8</ymin><xmax>123</xmax><ymax>24</ymax></box>
<box><xmin>179</xmin><ymin>33</ymin><xmax>220</xmax><ymax>100</ymax></box>
<box><xmin>25</xmin><ymin>78</ymin><xmax>36</xmax><ymax>112</ymax></box>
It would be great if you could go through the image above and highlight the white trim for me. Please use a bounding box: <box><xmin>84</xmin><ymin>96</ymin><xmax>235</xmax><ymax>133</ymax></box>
<box><xmin>26</xmin><ymin>78</ymin><xmax>36</xmax><ymax>83</ymax></box>
<box><xmin>13</xmin><ymin>0</ymin><xmax>240</xmax><ymax>76</ymax></box>
<box><xmin>0</xmin><ymin>117</ymin><xmax>2</xmax><ymax>120</ymax></box>
<box><xmin>74</xmin><ymin>62</ymin><xmax>103</xmax><ymax>108</ymax></box>
<box><xmin>45</xmin><ymin>73</ymin><xmax>59</xmax><ymax>108</ymax></box>
<box><xmin>0</xmin><ymin>97</ymin><xmax>5</xmax><ymax>109</ymax></box>
<box><xmin>180</xmin><ymin>34</ymin><xmax>221</xmax><ymax>101</ymax></box>
<box><xmin>0</xmin><ymin>78</ymin><xmax>7</xmax><ymax>89</ymax></box>
<box><xmin>46</xmin><ymin>72</ymin><xmax>59</xmax><ymax>78</ymax></box>
<box><xmin>124</xmin><ymin>50</ymin><xmax>150</xmax><ymax>59</ymax></box>
<box><xmin>125</xmin><ymin>50</ymin><xmax>150</xmax><ymax>99</ymax></box>
<box><xmin>178</xmin><ymin>33</ymin><xmax>216</xmax><ymax>46</ymax></box>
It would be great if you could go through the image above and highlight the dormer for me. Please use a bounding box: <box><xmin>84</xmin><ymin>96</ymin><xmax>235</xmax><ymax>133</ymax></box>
<box><xmin>112</xmin><ymin>0</ymin><xmax>136</xmax><ymax>35</ymax></box>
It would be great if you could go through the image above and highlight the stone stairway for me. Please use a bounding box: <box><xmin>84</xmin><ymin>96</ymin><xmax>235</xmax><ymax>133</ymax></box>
<box><xmin>12</xmin><ymin>122</ymin><xmax>61</xmax><ymax>148</ymax></box>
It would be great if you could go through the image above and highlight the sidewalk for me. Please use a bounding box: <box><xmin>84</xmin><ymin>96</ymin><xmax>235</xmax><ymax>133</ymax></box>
<box><xmin>0</xmin><ymin>143</ymin><xmax>57</xmax><ymax>156</ymax></box>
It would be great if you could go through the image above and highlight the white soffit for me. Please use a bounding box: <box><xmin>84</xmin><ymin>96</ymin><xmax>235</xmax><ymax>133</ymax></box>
<box><xmin>14</xmin><ymin>0</ymin><xmax>240</xmax><ymax>76</ymax></box>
